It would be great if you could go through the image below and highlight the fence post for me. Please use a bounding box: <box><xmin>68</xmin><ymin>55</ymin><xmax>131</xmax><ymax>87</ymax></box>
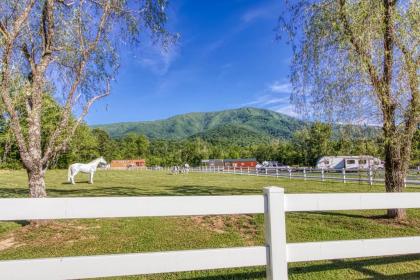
<box><xmin>303</xmin><ymin>168</ymin><xmax>306</xmax><ymax>181</ymax></box>
<box><xmin>264</xmin><ymin>187</ymin><xmax>287</xmax><ymax>280</ymax></box>
<box><xmin>248</xmin><ymin>167</ymin><xmax>250</xmax><ymax>175</ymax></box>
<box><xmin>342</xmin><ymin>168</ymin><xmax>346</xmax><ymax>184</ymax></box>
<box><xmin>369</xmin><ymin>167</ymin><xmax>373</xmax><ymax>186</ymax></box>
<box><xmin>288</xmin><ymin>168</ymin><xmax>292</xmax><ymax>179</ymax></box>
<box><xmin>321</xmin><ymin>168</ymin><xmax>325</xmax><ymax>182</ymax></box>
<box><xmin>266</xmin><ymin>168</ymin><xmax>268</xmax><ymax>176</ymax></box>
<box><xmin>276</xmin><ymin>169</ymin><xmax>279</xmax><ymax>178</ymax></box>
<box><xmin>234</xmin><ymin>167</ymin><xmax>236</xmax><ymax>174</ymax></box>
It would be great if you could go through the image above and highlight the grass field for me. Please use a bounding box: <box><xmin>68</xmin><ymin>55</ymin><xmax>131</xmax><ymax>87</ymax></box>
<box><xmin>0</xmin><ymin>169</ymin><xmax>420</xmax><ymax>279</ymax></box>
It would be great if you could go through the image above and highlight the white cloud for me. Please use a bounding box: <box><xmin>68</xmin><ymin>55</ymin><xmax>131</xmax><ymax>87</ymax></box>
<box><xmin>272</xmin><ymin>105</ymin><xmax>299</xmax><ymax>117</ymax></box>
<box><xmin>269</xmin><ymin>81</ymin><xmax>292</xmax><ymax>94</ymax></box>
<box><xmin>241</xmin><ymin>80</ymin><xmax>299</xmax><ymax>118</ymax></box>
<box><xmin>137</xmin><ymin>44</ymin><xmax>179</xmax><ymax>76</ymax></box>
<box><xmin>241</xmin><ymin>7</ymin><xmax>268</xmax><ymax>23</ymax></box>
<box><xmin>246</xmin><ymin>95</ymin><xmax>289</xmax><ymax>106</ymax></box>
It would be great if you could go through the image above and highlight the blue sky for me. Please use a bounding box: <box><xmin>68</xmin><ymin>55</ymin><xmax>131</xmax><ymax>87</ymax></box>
<box><xmin>86</xmin><ymin>0</ymin><xmax>294</xmax><ymax>125</ymax></box>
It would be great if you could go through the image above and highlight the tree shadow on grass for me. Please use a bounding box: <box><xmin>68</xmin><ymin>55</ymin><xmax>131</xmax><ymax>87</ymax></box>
<box><xmin>0</xmin><ymin>188</ymin><xmax>28</xmax><ymax>198</ymax></box>
<box><xmin>0</xmin><ymin>185</ymin><xmax>260</xmax><ymax>198</ymax></box>
<box><xmin>183</xmin><ymin>270</ymin><xmax>265</xmax><ymax>280</ymax></box>
<box><xmin>175</xmin><ymin>254</ymin><xmax>420</xmax><ymax>279</ymax></box>
<box><xmin>302</xmin><ymin>211</ymin><xmax>420</xmax><ymax>227</ymax></box>
<box><xmin>305</xmin><ymin>211</ymin><xmax>378</xmax><ymax>220</ymax></box>
<box><xmin>289</xmin><ymin>254</ymin><xmax>420</xmax><ymax>279</ymax></box>
<box><xmin>167</xmin><ymin>185</ymin><xmax>261</xmax><ymax>196</ymax></box>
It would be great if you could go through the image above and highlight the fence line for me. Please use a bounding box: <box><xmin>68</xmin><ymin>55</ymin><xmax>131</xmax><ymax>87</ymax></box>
<box><xmin>2</xmin><ymin>188</ymin><xmax>420</xmax><ymax>279</ymax></box>
<box><xmin>188</xmin><ymin>166</ymin><xmax>420</xmax><ymax>186</ymax></box>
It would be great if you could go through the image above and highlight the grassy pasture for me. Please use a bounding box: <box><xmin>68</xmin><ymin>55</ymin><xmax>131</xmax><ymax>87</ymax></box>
<box><xmin>0</xmin><ymin>169</ymin><xmax>420</xmax><ymax>279</ymax></box>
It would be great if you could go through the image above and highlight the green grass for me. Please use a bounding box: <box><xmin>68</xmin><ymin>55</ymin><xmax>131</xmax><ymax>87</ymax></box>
<box><xmin>0</xmin><ymin>169</ymin><xmax>420</xmax><ymax>279</ymax></box>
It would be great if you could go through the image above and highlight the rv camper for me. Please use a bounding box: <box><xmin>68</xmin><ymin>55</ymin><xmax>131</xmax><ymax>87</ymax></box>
<box><xmin>316</xmin><ymin>156</ymin><xmax>383</xmax><ymax>170</ymax></box>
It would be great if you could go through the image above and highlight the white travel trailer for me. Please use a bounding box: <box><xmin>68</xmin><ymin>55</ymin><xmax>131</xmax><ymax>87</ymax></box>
<box><xmin>316</xmin><ymin>156</ymin><xmax>383</xmax><ymax>170</ymax></box>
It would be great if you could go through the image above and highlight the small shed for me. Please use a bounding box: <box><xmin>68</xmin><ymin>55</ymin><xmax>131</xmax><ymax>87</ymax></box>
<box><xmin>224</xmin><ymin>158</ymin><xmax>257</xmax><ymax>168</ymax></box>
<box><xmin>110</xmin><ymin>159</ymin><xmax>146</xmax><ymax>170</ymax></box>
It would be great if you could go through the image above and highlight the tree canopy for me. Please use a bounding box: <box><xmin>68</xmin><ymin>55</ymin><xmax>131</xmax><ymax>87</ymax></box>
<box><xmin>280</xmin><ymin>0</ymin><xmax>419</xmax><ymax>219</ymax></box>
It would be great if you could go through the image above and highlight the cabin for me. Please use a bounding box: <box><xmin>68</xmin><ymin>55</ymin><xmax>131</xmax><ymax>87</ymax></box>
<box><xmin>223</xmin><ymin>158</ymin><xmax>258</xmax><ymax>168</ymax></box>
<box><xmin>316</xmin><ymin>156</ymin><xmax>383</xmax><ymax>170</ymax></box>
<box><xmin>110</xmin><ymin>159</ymin><xmax>146</xmax><ymax>170</ymax></box>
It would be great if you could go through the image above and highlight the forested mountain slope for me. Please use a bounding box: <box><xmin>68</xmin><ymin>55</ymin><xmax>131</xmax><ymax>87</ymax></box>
<box><xmin>94</xmin><ymin>107</ymin><xmax>306</xmax><ymax>140</ymax></box>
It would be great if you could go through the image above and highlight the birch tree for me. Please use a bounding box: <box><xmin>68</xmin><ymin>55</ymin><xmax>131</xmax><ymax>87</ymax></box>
<box><xmin>0</xmin><ymin>0</ymin><xmax>175</xmax><ymax>197</ymax></box>
<box><xmin>280</xmin><ymin>0</ymin><xmax>419</xmax><ymax>220</ymax></box>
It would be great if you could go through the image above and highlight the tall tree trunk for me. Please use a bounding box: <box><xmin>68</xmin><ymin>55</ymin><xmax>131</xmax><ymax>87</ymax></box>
<box><xmin>27</xmin><ymin>167</ymin><xmax>47</xmax><ymax>198</ymax></box>
<box><xmin>384</xmin><ymin>141</ymin><xmax>407</xmax><ymax>220</ymax></box>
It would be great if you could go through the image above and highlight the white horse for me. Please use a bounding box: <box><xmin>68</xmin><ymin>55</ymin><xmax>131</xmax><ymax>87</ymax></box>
<box><xmin>181</xmin><ymin>163</ymin><xmax>190</xmax><ymax>174</ymax></box>
<box><xmin>68</xmin><ymin>157</ymin><xmax>107</xmax><ymax>184</ymax></box>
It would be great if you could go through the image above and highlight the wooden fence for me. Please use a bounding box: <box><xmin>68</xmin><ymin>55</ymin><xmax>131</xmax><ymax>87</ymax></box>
<box><xmin>1</xmin><ymin>188</ymin><xmax>420</xmax><ymax>279</ymax></box>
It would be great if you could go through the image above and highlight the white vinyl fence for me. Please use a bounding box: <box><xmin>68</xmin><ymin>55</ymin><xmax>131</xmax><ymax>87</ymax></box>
<box><xmin>190</xmin><ymin>166</ymin><xmax>420</xmax><ymax>186</ymax></box>
<box><xmin>1</xmin><ymin>188</ymin><xmax>420</xmax><ymax>279</ymax></box>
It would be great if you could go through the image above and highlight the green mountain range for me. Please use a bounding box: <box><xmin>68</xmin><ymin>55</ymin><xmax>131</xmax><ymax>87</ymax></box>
<box><xmin>93</xmin><ymin>107</ymin><xmax>306</xmax><ymax>141</ymax></box>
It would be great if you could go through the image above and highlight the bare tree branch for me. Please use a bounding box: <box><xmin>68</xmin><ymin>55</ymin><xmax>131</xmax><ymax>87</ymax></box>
<box><xmin>0</xmin><ymin>0</ymin><xmax>37</xmax><ymax>168</ymax></box>
<box><xmin>42</xmin><ymin>80</ymin><xmax>111</xmax><ymax>164</ymax></box>
<box><xmin>42</xmin><ymin>0</ymin><xmax>112</xmax><ymax>164</ymax></box>
<box><xmin>338</xmin><ymin>0</ymin><xmax>383</xmax><ymax>96</ymax></box>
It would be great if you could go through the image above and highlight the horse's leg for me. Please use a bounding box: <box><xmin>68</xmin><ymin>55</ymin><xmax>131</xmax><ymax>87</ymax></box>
<box><xmin>89</xmin><ymin>172</ymin><xmax>94</xmax><ymax>184</ymax></box>
<box><xmin>71</xmin><ymin>170</ymin><xmax>78</xmax><ymax>184</ymax></box>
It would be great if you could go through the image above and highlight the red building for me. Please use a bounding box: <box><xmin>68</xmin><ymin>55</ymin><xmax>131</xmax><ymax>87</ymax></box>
<box><xmin>110</xmin><ymin>159</ymin><xmax>146</xmax><ymax>170</ymax></box>
<box><xmin>223</xmin><ymin>158</ymin><xmax>257</xmax><ymax>168</ymax></box>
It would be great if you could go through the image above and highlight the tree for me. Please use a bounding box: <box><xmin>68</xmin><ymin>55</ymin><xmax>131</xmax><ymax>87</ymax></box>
<box><xmin>119</xmin><ymin>133</ymin><xmax>149</xmax><ymax>159</ymax></box>
<box><xmin>91</xmin><ymin>128</ymin><xmax>117</xmax><ymax>161</ymax></box>
<box><xmin>412</xmin><ymin>128</ymin><xmax>420</xmax><ymax>168</ymax></box>
<box><xmin>292</xmin><ymin>123</ymin><xmax>333</xmax><ymax>166</ymax></box>
<box><xmin>281</xmin><ymin>0</ymin><xmax>419</xmax><ymax>220</ymax></box>
<box><xmin>0</xmin><ymin>0</ymin><xmax>175</xmax><ymax>197</ymax></box>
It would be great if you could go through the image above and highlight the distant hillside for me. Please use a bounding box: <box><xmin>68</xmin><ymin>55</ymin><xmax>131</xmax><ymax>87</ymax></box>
<box><xmin>93</xmin><ymin>107</ymin><xmax>307</xmax><ymax>140</ymax></box>
<box><xmin>189</xmin><ymin>124</ymin><xmax>273</xmax><ymax>145</ymax></box>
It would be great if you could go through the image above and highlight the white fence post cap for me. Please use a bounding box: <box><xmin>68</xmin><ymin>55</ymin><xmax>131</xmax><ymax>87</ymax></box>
<box><xmin>263</xmin><ymin>187</ymin><xmax>284</xmax><ymax>194</ymax></box>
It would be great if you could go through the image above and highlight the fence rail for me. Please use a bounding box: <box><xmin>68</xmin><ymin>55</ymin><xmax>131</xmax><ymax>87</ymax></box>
<box><xmin>1</xmin><ymin>188</ymin><xmax>420</xmax><ymax>279</ymax></box>
<box><xmin>189</xmin><ymin>166</ymin><xmax>420</xmax><ymax>186</ymax></box>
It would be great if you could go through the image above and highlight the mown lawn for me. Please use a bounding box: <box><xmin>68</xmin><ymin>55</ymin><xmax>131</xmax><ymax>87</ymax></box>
<box><xmin>0</xmin><ymin>169</ymin><xmax>420</xmax><ymax>279</ymax></box>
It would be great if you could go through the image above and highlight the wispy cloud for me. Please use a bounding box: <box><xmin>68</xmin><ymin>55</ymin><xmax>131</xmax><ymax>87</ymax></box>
<box><xmin>201</xmin><ymin>2</ymin><xmax>278</xmax><ymax>58</ymax></box>
<box><xmin>243</xmin><ymin>80</ymin><xmax>299</xmax><ymax>118</ymax></box>
<box><xmin>269</xmin><ymin>81</ymin><xmax>292</xmax><ymax>94</ymax></box>
<box><xmin>245</xmin><ymin>95</ymin><xmax>289</xmax><ymax>107</ymax></box>
<box><xmin>241</xmin><ymin>6</ymin><xmax>270</xmax><ymax>23</ymax></box>
<box><xmin>240</xmin><ymin>1</ymin><xmax>280</xmax><ymax>24</ymax></box>
<box><xmin>271</xmin><ymin>105</ymin><xmax>298</xmax><ymax>117</ymax></box>
<box><xmin>217</xmin><ymin>63</ymin><xmax>234</xmax><ymax>80</ymax></box>
<box><xmin>137</xmin><ymin>43</ymin><xmax>179</xmax><ymax>76</ymax></box>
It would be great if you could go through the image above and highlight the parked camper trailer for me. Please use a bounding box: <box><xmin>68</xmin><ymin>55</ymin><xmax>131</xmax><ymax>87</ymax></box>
<box><xmin>316</xmin><ymin>156</ymin><xmax>383</xmax><ymax>170</ymax></box>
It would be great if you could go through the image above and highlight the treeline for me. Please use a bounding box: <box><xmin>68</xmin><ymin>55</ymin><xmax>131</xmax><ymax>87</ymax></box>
<box><xmin>2</xmin><ymin>120</ymin><xmax>418</xmax><ymax>169</ymax></box>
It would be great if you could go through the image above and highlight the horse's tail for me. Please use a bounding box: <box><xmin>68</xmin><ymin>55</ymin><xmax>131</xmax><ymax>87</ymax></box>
<box><xmin>67</xmin><ymin>165</ymin><xmax>72</xmax><ymax>182</ymax></box>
